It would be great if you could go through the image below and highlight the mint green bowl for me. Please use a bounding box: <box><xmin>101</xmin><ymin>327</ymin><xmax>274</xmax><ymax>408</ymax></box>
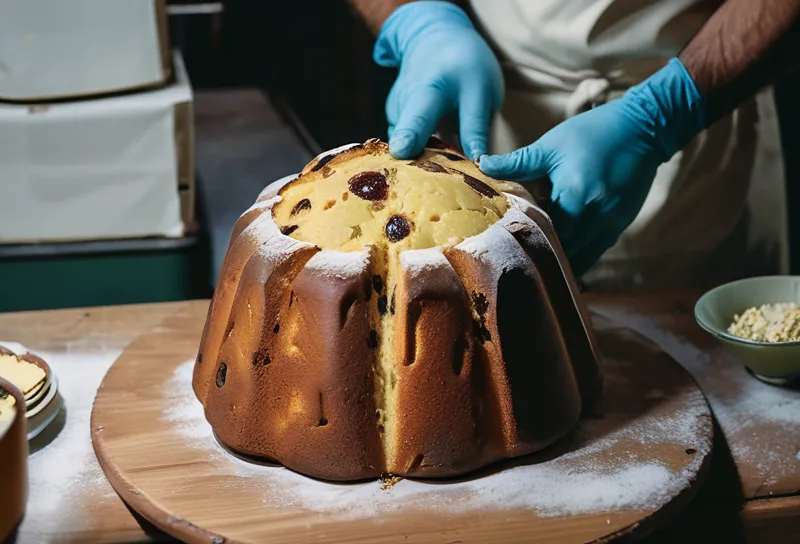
<box><xmin>695</xmin><ymin>276</ymin><xmax>800</xmax><ymax>385</ymax></box>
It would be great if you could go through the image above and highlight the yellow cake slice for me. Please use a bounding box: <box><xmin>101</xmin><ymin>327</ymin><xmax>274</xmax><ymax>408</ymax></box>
<box><xmin>0</xmin><ymin>349</ymin><xmax>46</xmax><ymax>396</ymax></box>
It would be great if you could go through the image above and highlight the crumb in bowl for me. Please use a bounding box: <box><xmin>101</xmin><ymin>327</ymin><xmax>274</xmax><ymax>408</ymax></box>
<box><xmin>728</xmin><ymin>302</ymin><xmax>800</xmax><ymax>342</ymax></box>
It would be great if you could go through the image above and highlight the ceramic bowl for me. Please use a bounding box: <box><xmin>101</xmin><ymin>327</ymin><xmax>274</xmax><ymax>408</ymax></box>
<box><xmin>695</xmin><ymin>276</ymin><xmax>800</xmax><ymax>385</ymax></box>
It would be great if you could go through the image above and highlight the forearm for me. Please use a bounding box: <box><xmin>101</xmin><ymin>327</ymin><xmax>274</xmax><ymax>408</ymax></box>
<box><xmin>680</xmin><ymin>0</ymin><xmax>800</xmax><ymax>123</ymax></box>
<box><xmin>347</xmin><ymin>0</ymin><xmax>415</xmax><ymax>34</ymax></box>
<box><xmin>348</xmin><ymin>0</ymin><xmax>465</xmax><ymax>34</ymax></box>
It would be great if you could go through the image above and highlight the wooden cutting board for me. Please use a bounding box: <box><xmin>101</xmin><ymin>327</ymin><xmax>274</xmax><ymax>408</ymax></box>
<box><xmin>91</xmin><ymin>303</ymin><xmax>713</xmax><ymax>544</ymax></box>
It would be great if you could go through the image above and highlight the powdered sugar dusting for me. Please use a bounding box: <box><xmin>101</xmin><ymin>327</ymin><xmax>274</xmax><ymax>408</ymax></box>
<box><xmin>1</xmin><ymin>339</ymin><xmax>127</xmax><ymax>532</ymax></box>
<box><xmin>505</xmin><ymin>193</ymin><xmax>551</xmax><ymax>223</ymax></box>
<box><xmin>303</xmin><ymin>249</ymin><xmax>370</xmax><ymax>280</ymax></box>
<box><xmin>257</xmin><ymin>174</ymin><xmax>299</xmax><ymax>202</ymax></box>
<box><xmin>162</xmin><ymin>320</ymin><xmax>711</xmax><ymax>520</ymax></box>
<box><xmin>399</xmin><ymin>247</ymin><xmax>446</xmax><ymax>274</ymax></box>
<box><xmin>593</xmin><ymin>307</ymin><xmax>800</xmax><ymax>497</ymax></box>
<box><xmin>241</xmin><ymin>203</ymin><xmax>315</xmax><ymax>259</ymax></box>
<box><xmin>454</xmin><ymin>223</ymin><xmax>534</xmax><ymax>284</ymax></box>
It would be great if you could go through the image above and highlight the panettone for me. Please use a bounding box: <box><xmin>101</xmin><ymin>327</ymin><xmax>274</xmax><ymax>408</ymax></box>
<box><xmin>193</xmin><ymin>139</ymin><xmax>601</xmax><ymax>481</ymax></box>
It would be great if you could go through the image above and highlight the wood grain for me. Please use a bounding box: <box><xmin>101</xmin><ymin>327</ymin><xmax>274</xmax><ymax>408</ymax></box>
<box><xmin>0</xmin><ymin>294</ymin><xmax>794</xmax><ymax>542</ymax></box>
<box><xmin>588</xmin><ymin>293</ymin><xmax>800</xmax><ymax>500</ymax></box>
<box><xmin>0</xmin><ymin>301</ymin><xmax>189</xmax><ymax>544</ymax></box>
<box><xmin>91</xmin><ymin>303</ymin><xmax>712</xmax><ymax>544</ymax></box>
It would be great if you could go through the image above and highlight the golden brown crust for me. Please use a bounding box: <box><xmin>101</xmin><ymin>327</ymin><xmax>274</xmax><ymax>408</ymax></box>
<box><xmin>444</xmin><ymin>225</ymin><xmax>582</xmax><ymax>456</ymax></box>
<box><xmin>391</xmin><ymin>250</ymin><xmax>484</xmax><ymax>476</ymax></box>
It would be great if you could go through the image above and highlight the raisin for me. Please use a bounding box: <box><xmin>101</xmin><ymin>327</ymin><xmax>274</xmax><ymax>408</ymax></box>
<box><xmin>367</xmin><ymin>330</ymin><xmax>379</xmax><ymax>349</ymax></box>
<box><xmin>390</xmin><ymin>290</ymin><xmax>396</xmax><ymax>315</ymax></box>
<box><xmin>291</xmin><ymin>198</ymin><xmax>311</xmax><ymax>216</ymax></box>
<box><xmin>471</xmin><ymin>292</ymin><xmax>489</xmax><ymax>316</ymax></box>
<box><xmin>273</xmin><ymin>322</ymin><xmax>280</xmax><ymax>334</ymax></box>
<box><xmin>460</xmin><ymin>172</ymin><xmax>500</xmax><ymax>198</ymax></box>
<box><xmin>216</xmin><ymin>362</ymin><xmax>227</xmax><ymax>387</ymax></box>
<box><xmin>378</xmin><ymin>295</ymin><xmax>388</xmax><ymax>315</ymax></box>
<box><xmin>412</xmin><ymin>160</ymin><xmax>447</xmax><ymax>174</ymax></box>
<box><xmin>372</xmin><ymin>275</ymin><xmax>384</xmax><ymax>294</ymax></box>
<box><xmin>385</xmin><ymin>215</ymin><xmax>411</xmax><ymax>242</ymax></box>
<box><xmin>348</xmin><ymin>171</ymin><xmax>388</xmax><ymax>201</ymax></box>
<box><xmin>364</xmin><ymin>277</ymin><xmax>373</xmax><ymax>301</ymax></box>
<box><xmin>281</xmin><ymin>225</ymin><xmax>299</xmax><ymax>236</ymax></box>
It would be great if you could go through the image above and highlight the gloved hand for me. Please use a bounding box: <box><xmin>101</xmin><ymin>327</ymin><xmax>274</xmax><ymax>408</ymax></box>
<box><xmin>374</xmin><ymin>1</ymin><xmax>503</xmax><ymax>160</ymax></box>
<box><xmin>479</xmin><ymin>58</ymin><xmax>707</xmax><ymax>276</ymax></box>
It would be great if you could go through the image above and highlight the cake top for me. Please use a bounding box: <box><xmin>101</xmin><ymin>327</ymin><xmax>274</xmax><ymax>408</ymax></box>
<box><xmin>273</xmin><ymin>140</ymin><xmax>512</xmax><ymax>252</ymax></box>
<box><xmin>0</xmin><ymin>349</ymin><xmax>46</xmax><ymax>395</ymax></box>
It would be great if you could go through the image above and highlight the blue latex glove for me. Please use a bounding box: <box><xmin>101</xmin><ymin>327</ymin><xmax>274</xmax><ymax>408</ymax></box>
<box><xmin>480</xmin><ymin>58</ymin><xmax>707</xmax><ymax>276</ymax></box>
<box><xmin>374</xmin><ymin>1</ymin><xmax>503</xmax><ymax>160</ymax></box>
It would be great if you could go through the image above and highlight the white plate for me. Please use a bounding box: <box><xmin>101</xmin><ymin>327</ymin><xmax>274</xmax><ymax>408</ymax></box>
<box><xmin>26</xmin><ymin>371</ymin><xmax>57</xmax><ymax>419</ymax></box>
<box><xmin>25</xmin><ymin>376</ymin><xmax>51</xmax><ymax>409</ymax></box>
<box><xmin>27</xmin><ymin>390</ymin><xmax>62</xmax><ymax>441</ymax></box>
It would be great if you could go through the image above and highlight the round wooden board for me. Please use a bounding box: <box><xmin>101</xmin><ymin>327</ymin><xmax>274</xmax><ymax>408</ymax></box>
<box><xmin>92</xmin><ymin>304</ymin><xmax>713</xmax><ymax>544</ymax></box>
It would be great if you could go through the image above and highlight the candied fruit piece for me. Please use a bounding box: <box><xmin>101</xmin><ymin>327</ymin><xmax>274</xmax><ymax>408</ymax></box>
<box><xmin>412</xmin><ymin>160</ymin><xmax>447</xmax><ymax>174</ymax></box>
<box><xmin>291</xmin><ymin>198</ymin><xmax>312</xmax><ymax>216</ymax></box>
<box><xmin>459</xmin><ymin>171</ymin><xmax>499</xmax><ymax>198</ymax></box>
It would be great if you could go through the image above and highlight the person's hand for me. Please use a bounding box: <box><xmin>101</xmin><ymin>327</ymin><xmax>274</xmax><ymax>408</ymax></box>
<box><xmin>374</xmin><ymin>1</ymin><xmax>503</xmax><ymax>161</ymax></box>
<box><xmin>480</xmin><ymin>59</ymin><xmax>708</xmax><ymax>276</ymax></box>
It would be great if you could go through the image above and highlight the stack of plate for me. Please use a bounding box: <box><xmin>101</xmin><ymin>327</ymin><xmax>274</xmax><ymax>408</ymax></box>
<box><xmin>0</xmin><ymin>346</ymin><xmax>62</xmax><ymax>440</ymax></box>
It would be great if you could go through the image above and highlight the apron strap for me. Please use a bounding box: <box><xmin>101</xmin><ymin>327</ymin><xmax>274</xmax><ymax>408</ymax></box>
<box><xmin>565</xmin><ymin>77</ymin><xmax>610</xmax><ymax>118</ymax></box>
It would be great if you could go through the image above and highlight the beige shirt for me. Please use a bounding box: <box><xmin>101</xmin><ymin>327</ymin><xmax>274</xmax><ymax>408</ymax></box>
<box><xmin>468</xmin><ymin>0</ymin><xmax>788</xmax><ymax>289</ymax></box>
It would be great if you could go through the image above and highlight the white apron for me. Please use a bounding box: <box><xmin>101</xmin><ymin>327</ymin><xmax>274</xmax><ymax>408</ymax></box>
<box><xmin>468</xmin><ymin>0</ymin><xmax>788</xmax><ymax>289</ymax></box>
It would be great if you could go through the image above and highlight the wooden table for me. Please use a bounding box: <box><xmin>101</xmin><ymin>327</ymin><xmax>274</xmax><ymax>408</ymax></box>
<box><xmin>1</xmin><ymin>294</ymin><xmax>797</xmax><ymax>543</ymax></box>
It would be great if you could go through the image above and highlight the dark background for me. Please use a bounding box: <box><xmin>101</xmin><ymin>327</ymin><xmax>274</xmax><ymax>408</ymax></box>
<box><xmin>175</xmin><ymin>1</ymin><xmax>395</xmax><ymax>149</ymax></box>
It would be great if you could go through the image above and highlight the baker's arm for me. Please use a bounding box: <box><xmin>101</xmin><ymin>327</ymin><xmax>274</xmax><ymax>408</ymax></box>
<box><xmin>480</xmin><ymin>0</ymin><xmax>800</xmax><ymax>276</ymax></box>
<box><xmin>347</xmin><ymin>1</ymin><xmax>502</xmax><ymax>161</ymax></box>
<box><xmin>347</xmin><ymin>0</ymin><xmax>467</xmax><ymax>34</ymax></box>
<box><xmin>347</xmin><ymin>0</ymin><xmax>413</xmax><ymax>34</ymax></box>
<box><xmin>681</xmin><ymin>0</ymin><xmax>800</xmax><ymax>123</ymax></box>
